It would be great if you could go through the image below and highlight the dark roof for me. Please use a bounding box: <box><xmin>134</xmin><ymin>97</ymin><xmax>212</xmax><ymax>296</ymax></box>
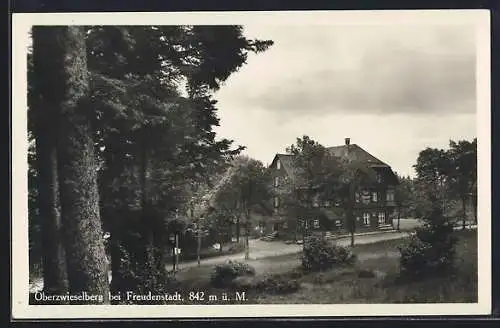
<box><xmin>272</xmin><ymin>143</ymin><xmax>397</xmax><ymax>185</ymax></box>
<box><xmin>274</xmin><ymin>144</ymin><xmax>389</xmax><ymax>170</ymax></box>
<box><xmin>326</xmin><ymin>144</ymin><xmax>389</xmax><ymax>167</ymax></box>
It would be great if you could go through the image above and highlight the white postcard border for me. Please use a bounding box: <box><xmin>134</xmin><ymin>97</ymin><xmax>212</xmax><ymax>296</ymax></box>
<box><xmin>11</xmin><ymin>10</ymin><xmax>491</xmax><ymax>319</ymax></box>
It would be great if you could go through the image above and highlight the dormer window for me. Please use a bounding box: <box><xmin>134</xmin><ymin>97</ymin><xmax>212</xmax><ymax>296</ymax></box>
<box><xmin>376</xmin><ymin>173</ymin><xmax>382</xmax><ymax>183</ymax></box>
<box><xmin>276</xmin><ymin>159</ymin><xmax>281</xmax><ymax>170</ymax></box>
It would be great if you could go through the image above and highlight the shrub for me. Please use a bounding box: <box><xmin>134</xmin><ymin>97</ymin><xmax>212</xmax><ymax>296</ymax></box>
<box><xmin>301</xmin><ymin>235</ymin><xmax>356</xmax><ymax>272</ymax></box>
<box><xmin>286</xmin><ymin>267</ymin><xmax>306</xmax><ymax>279</ymax></box>
<box><xmin>211</xmin><ymin>260</ymin><xmax>255</xmax><ymax>288</ymax></box>
<box><xmin>233</xmin><ymin>274</ymin><xmax>300</xmax><ymax>294</ymax></box>
<box><xmin>257</xmin><ymin>275</ymin><xmax>300</xmax><ymax>294</ymax></box>
<box><xmin>399</xmin><ymin>223</ymin><xmax>458</xmax><ymax>280</ymax></box>
<box><xmin>232</xmin><ymin>275</ymin><xmax>259</xmax><ymax>289</ymax></box>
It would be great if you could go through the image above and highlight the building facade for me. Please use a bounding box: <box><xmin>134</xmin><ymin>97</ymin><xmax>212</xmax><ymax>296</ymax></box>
<box><xmin>268</xmin><ymin>138</ymin><xmax>399</xmax><ymax>238</ymax></box>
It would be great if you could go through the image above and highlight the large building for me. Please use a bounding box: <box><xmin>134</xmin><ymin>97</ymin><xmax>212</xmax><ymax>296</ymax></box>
<box><xmin>267</xmin><ymin>138</ymin><xmax>399</xmax><ymax>238</ymax></box>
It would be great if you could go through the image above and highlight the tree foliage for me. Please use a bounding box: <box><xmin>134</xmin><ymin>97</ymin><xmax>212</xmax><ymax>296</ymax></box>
<box><xmin>281</xmin><ymin>135</ymin><xmax>377</xmax><ymax>245</ymax></box>
<box><xmin>28</xmin><ymin>25</ymin><xmax>274</xmax><ymax>299</ymax></box>
<box><xmin>412</xmin><ymin>139</ymin><xmax>477</xmax><ymax>226</ymax></box>
<box><xmin>399</xmin><ymin>138</ymin><xmax>477</xmax><ymax>280</ymax></box>
<box><xmin>399</xmin><ymin>184</ymin><xmax>458</xmax><ymax>280</ymax></box>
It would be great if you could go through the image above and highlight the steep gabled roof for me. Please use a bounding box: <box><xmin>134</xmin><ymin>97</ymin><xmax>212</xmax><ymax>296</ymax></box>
<box><xmin>274</xmin><ymin>153</ymin><xmax>295</xmax><ymax>172</ymax></box>
<box><xmin>326</xmin><ymin>144</ymin><xmax>389</xmax><ymax>167</ymax></box>
<box><xmin>271</xmin><ymin>142</ymin><xmax>397</xmax><ymax>185</ymax></box>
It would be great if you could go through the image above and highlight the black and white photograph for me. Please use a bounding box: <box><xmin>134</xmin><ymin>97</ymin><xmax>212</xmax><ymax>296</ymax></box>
<box><xmin>11</xmin><ymin>10</ymin><xmax>491</xmax><ymax>319</ymax></box>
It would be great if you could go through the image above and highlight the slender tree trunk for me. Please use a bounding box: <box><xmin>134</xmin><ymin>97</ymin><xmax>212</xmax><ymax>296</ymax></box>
<box><xmin>236</xmin><ymin>216</ymin><xmax>240</xmax><ymax>243</ymax></box>
<box><xmin>348</xmin><ymin>183</ymin><xmax>355</xmax><ymax>247</ymax></box>
<box><xmin>302</xmin><ymin>219</ymin><xmax>306</xmax><ymax>251</ymax></box>
<box><xmin>461</xmin><ymin>195</ymin><xmax>467</xmax><ymax>230</ymax></box>
<box><xmin>397</xmin><ymin>207</ymin><xmax>401</xmax><ymax>231</ymax></box>
<box><xmin>139</xmin><ymin>128</ymin><xmax>157</xmax><ymax>285</ymax></box>
<box><xmin>244</xmin><ymin>208</ymin><xmax>250</xmax><ymax>260</ymax></box>
<box><xmin>472</xmin><ymin>193</ymin><xmax>477</xmax><ymax>224</ymax></box>
<box><xmin>109</xmin><ymin>214</ymin><xmax>123</xmax><ymax>301</ymax></box>
<box><xmin>195</xmin><ymin>210</ymin><xmax>201</xmax><ymax>267</ymax></box>
<box><xmin>103</xmin><ymin>159</ymin><xmax>126</xmax><ymax>298</ymax></box>
<box><xmin>32</xmin><ymin>27</ymin><xmax>70</xmax><ymax>298</ymax></box>
<box><xmin>43</xmin><ymin>26</ymin><xmax>109</xmax><ymax>303</ymax></box>
<box><xmin>349</xmin><ymin>215</ymin><xmax>355</xmax><ymax>247</ymax></box>
<box><xmin>34</xmin><ymin>131</ymin><xmax>69</xmax><ymax>296</ymax></box>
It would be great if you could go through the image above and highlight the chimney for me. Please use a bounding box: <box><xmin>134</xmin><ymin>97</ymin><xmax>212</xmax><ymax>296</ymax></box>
<box><xmin>344</xmin><ymin>138</ymin><xmax>351</xmax><ymax>158</ymax></box>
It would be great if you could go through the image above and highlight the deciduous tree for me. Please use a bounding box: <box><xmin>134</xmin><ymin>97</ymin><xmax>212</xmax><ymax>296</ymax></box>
<box><xmin>448</xmin><ymin>139</ymin><xmax>477</xmax><ymax>229</ymax></box>
<box><xmin>210</xmin><ymin>156</ymin><xmax>273</xmax><ymax>260</ymax></box>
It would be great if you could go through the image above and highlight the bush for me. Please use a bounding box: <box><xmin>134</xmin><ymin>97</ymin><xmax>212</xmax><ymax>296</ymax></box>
<box><xmin>399</xmin><ymin>223</ymin><xmax>458</xmax><ymax>280</ymax></box>
<box><xmin>232</xmin><ymin>274</ymin><xmax>300</xmax><ymax>294</ymax></box>
<box><xmin>257</xmin><ymin>275</ymin><xmax>300</xmax><ymax>294</ymax></box>
<box><xmin>286</xmin><ymin>267</ymin><xmax>306</xmax><ymax>279</ymax></box>
<box><xmin>211</xmin><ymin>260</ymin><xmax>255</xmax><ymax>288</ymax></box>
<box><xmin>301</xmin><ymin>236</ymin><xmax>356</xmax><ymax>272</ymax></box>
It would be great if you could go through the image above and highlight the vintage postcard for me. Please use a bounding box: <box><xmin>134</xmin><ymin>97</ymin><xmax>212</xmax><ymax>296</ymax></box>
<box><xmin>11</xmin><ymin>10</ymin><xmax>491</xmax><ymax>319</ymax></box>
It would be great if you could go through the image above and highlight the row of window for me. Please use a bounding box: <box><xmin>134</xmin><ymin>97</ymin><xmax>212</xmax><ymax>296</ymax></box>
<box><xmin>273</xmin><ymin>191</ymin><xmax>394</xmax><ymax>209</ymax></box>
<box><xmin>355</xmin><ymin>190</ymin><xmax>395</xmax><ymax>203</ymax></box>
<box><xmin>359</xmin><ymin>212</ymin><xmax>386</xmax><ymax>225</ymax></box>
<box><xmin>274</xmin><ymin>181</ymin><xmax>394</xmax><ymax>204</ymax></box>
<box><xmin>286</xmin><ymin>212</ymin><xmax>387</xmax><ymax>230</ymax></box>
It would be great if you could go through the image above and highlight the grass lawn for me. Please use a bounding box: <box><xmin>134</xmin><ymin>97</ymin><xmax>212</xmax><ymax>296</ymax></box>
<box><xmin>170</xmin><ymin>229</ymin><xmax>477</xmax><ymax>304</ymax></box>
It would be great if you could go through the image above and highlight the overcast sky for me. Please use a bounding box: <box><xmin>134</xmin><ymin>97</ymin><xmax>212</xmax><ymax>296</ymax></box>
<box><xmin>213</xmin><ymin>23</ymin><xmax>478</xmax><ymax>177</ymax></box>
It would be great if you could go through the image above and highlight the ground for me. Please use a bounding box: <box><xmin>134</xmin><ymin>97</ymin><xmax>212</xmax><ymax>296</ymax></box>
<box><xmin>30</xmin><ymin>219</ymin><xmax>478</xmax><ymax>304</ymax></box>
<box><xmin>170</xmin><ymin>228</ymin><xmax>477</xmax><ymax>304</ymax></box>
<box><xmin>30</xmin><ymin>220</ymin><xmax>421</xmax><ymax>292</ymax></box>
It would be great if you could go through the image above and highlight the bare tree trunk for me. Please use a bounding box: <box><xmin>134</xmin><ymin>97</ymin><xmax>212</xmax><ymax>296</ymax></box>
<box><xmin>174</xmin><ymin>234</ymin><xmax>179</xmax><ymax>271</ymax></box>
<box><xmin>46</xmin><ymin>26</ymin><xmax>109</xmax><ymax>303</ymax></box>
<box><xmin>472</xmin><ymin>194</ymin><xmax>477</xmax><ymax>224</ymax></box>
<box><xmin>302</xmin><ymin>219</ymin><xmax>307</xmax><ymax>251</ymax></box>
<box><xmin>397</xmin><ymin>208</ymin><xmax>401</xmax><ymax>231</ymax></box>
<box><xmin>35</xmin><ymin>132</ymin><xmax>69</xmax><ymax>296</ymax></box>
<box><xmin>196</xmin><ymin>218</ymin><xmax>202</xmax><ymax>267</ymax></box>
<box><xmin>32</xmin><ymin>26</ymin><xmax>70</xmax><ymax>298</ymax></box>
<box><xmin>461</xmin><ymin>195</ymin><xmax>467</xmax><ymax>230</ymax></box>
<box><xmin>236</xmin><ymin>216</ymin><xmax>240</xmax><ymax>243</ymax></box>
<box><xmin>140</xmin><ymin>128</ymin><xmax>155</xmax><ymax>264</ymax></box>
<box><xmin>349</xmin><ymin>217</ymin><xmax>355</xmax><ymax>247</ymax></box>
<box><xmin>109</xmin><ymin>214</ymin><xmax>123</xmax><ymax>300</ymax></box>
<box><xmin>244</xmin><ymin>207</ymin><xmax>250</xmax><ymax>260</ymax></box>
<box><xmin>348</xmin><ymin>183</ymin><xmax>355</xmax><ymax>247</ymax></box>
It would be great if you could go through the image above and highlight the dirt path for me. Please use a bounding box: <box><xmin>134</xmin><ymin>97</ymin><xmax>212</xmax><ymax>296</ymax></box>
<box><xmin>173</xmin><ymin>230</ymin><xmax>410</xmax><ymax>268</ymax></box>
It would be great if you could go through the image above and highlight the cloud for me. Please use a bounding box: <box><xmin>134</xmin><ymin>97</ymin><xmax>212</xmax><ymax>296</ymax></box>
<box><xmin>213</xmin><ymin>22</ymin><xmax>478</xmax><ymax>177</ymax></box>
<box><xmin>217</xmin><ymin>24</ymin><xmax>476</xmax><ymax>117</ymax></box>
